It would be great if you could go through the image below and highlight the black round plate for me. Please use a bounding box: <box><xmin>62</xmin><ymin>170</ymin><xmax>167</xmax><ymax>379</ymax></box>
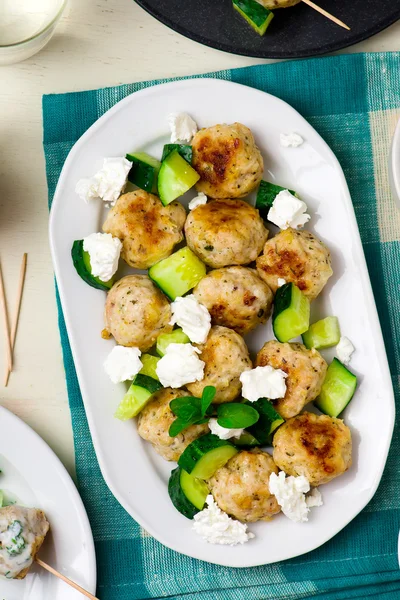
<box><xmin>135</xmin><ymin>0</ymin><xmax>400</xmax><ymax>59</ymax></box>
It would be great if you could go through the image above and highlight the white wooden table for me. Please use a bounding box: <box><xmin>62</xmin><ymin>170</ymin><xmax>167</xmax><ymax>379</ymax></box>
<box><xmin>1</xmin><ymin>0</ymin><xmax>399</xmax><ymax>478</ymax></box>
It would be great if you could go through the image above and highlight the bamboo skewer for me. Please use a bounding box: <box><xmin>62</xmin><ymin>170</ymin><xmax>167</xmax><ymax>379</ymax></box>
<box><xmin>301</xmin><ymin>0</ymin><xmax>350</xmax><ymax>30</ymax></box>
<box><xmin>4</xmin><ymin>253</ymin><xmax>27</xmax><ymax>387</ymax></box>
<box><xmin>0</xmin><ymin>262</ymin><xmax>12</xmax><ymax>375</ymax></box>
<box><xmin>36</xmin><ymin>558</ymin><xmax>99</xmax><ymax>600</ymax></box>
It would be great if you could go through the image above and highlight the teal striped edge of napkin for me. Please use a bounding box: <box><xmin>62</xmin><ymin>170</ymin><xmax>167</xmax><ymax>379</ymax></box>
<box><xmin>43</xmin><ymin>52</ymin><xmax>400</xmax><ymax>600</ymax></box>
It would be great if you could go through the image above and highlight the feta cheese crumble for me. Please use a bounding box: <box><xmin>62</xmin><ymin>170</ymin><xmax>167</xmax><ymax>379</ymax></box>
<box><xmin>336</xmin><ymin>336</ymin><xmax>355</xmax><ymax>365</ymax></box>
<box><xmin>240</xmin><ymin>365</ymin><xmax>287</xmax><ymax>403</ymax></box>
<box><xmin>268</xmin><ymin>190</ymin><xmax>311</xmax><ymax>230</ymax></box>
<box><xmin>193</xmin><ymin>495</ymin><xmax>254</xmax><ymax>545</ymax></box>
<box><xmin>169</xmin><ymin>295</ymin><xmax>211</xmax><ymax>344</ymax></box>
<box><xmin>280</xmin><ymin>132</ymin><xmax>304</xmax><ymax>148</ymax></box>
<box><xmin>156</xmin><ymin>343</ymin><xmax>205</xmax><ymax>388</ymax></box>
<box><xmin>277</xmin><ymin>278</ymin><xmax>287</xmax><ymax>287</ymax></box>
<box><xmin>269</xmin><ymin>472</ymin><xmax>323</xmax><ymax>523</ymax></box>
<box><xmin>208</xmin><ymin>418</ymin><xmax>244</xmax><ymax>441</ymax></box>
<box><xmin>189</xmin><ymin>192</ymin><xmax>208</xmax><ymax>210</ymax></box>
<box><xmin>104</xmin><ymin>346</ymin><xmax>142</xmax><ymax>384</ymax></box>
<box><xmin>83</xmin><ymin>232</ymin><xmax>122</xmax><ymax>282</ymax></box>
<box><xmin>168</xmin><ymin>112</ymin><xmax>198</xmax><ymax>143</ymax></box>
<box><xmin>75</xmin><ymin>157</ymin><xmax>131</xmax><ymax>205</ymax></box>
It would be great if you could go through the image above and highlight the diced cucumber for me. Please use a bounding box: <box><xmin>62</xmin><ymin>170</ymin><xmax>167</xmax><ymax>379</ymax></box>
<box><xmin>178</xmin><ymin>434</ymin><xmax>238</xmax><ymax>480</ymax></box>
<box><xmin>232</xmin><ymin>0</ymin><xmax>274</xmax><ymax>36</ymax></box>
<box><xmin>126</xmin><ymin>152</ymin><xmax>161</xmax><ymax>193</ymax></box>
<box><xmin>139</xmin><ymin>354</ymin><xmax>160</xmax><ymax>380</ymax></box>
<box><xmin>247</xmin><ymin>398</ymin><xmax>285</xmax><ymax>445</ymax></box>
<box><xmin>149</xmin><ymin>247</ymin><xmax>206</xmax><ymax>300</ymax></box>
<box><xmin>161</xmin><ymin>144</ymin><xmax>193</xmax><ymax>164</ymax></box>
<box><xmin>156</xmin><ymin>328</ymin><xmax>190</xmax><ymax>357</ymax></box>
<box><xmin>168</xmin><ymin>467</ymin><xmax>209</xmax><ymax>519</ymax></box>
<box><xmin>71</xmin><ymin>240</ymin><xmax>114</xmax><ymax>291</ymax></box>
<box><xmin>232</xmin><ymin>432</ymin><xmax>260</xmax><ymax>447</ymax></box>
<box><xmin>114</xmin><ymin>374</ymin><xmax>162</xmax><ymax>420</ymax></box>
<box><xmin>302</xmin><ymin>316</ymin><xmax>341</xmax><ymax>350</ymax></box>
<box><xmin>273</xmin><ymin>282</ymin><xmax>310</xmax><ymax>343</ymax></box>
<box><xmin>256</xmin><ymin>180</ymin><xmax>297</xmax><ymax>220</ymax></box>
<box><xmin>158</xmin><ymin>149</ymin><xmax>200</xmax><ymax>206</ymax></box>
<box><xmin>314</xmin><ymin>358</ymin><xmax>357</xmax><ymax>418</ymax></box>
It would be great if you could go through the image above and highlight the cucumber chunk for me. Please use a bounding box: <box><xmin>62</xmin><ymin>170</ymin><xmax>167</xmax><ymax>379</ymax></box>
<box><xmin>158</xmin><ymin>149</ymin><xmax>200</xmax><ymax>206</ymax></box>
<box><xmin>302</xmin><ymin>316</ymin><xmax>341</xmax><ymax>350</ymax></box>
<box><xmin>314</xmin><ymin>358</ymin><xmax>357</xmax><ymax>418</ymax></box>
<box><xmin>149</xmin><ymin>247</ymin><xmax>206</xmax><ymax>300</ymax></box>
<box><xmin>156</xmin><ymin>328</ymin><xmax>190</xmax><ymax>357</ymax></box>
<box><xmin>273</xmin><ymin>282</ymin><xmax>310</xmax><ymax>342</ymax></box>
<box><xmin>256</xmin><ymin>180</ymin><xmax>297</xmax><ymax>220</ymax></box>
<box><xmin>178</xmin><ymin>434</ymin><xmax>238</xmax><ymax>480</ymax></box>
<box><xmin>71</xmin><ymin>240</ymin><xmax>114</xmax><ymax>291</ymax></box>
<box><xmin>168</xmin><ymin>467</ymin><xmax>209</xmax><ymax>519</ymax></box>
<box><xmin>161</xmin><ymin>144</ymin><xmax>193</xmax><ymax>164</ymax></box>
<box><xmin>139</xmin><ymin>354</ymin><xmax>160</xmax><ymax>380</ymax></box>
<box><xmin>247</xmin><ymin>398</ymin><xmax>285</xmax><ymax>445</ymax></box>
<box><xmin>114</xmin><ymin>374</ymin><xmax>162</xmax><ymax>420</ymax></box>
<box><xmin>126</xmin><ymin>152</ymin><xmax>161</xmax><ymax>193</ymax></box>
<box><xmin>232</xmin><ymin>0</ymin><xmax>274</xmax><ymax>36</ymax></box>
<box><xmin>233</xmin><ymin>432</ymin><xmax>260</xmax><ymax>447</ymax></box>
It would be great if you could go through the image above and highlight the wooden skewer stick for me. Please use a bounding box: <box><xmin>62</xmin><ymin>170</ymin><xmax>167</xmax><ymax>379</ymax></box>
<box><xmin>36</xmin><ymin>557</ymin><xmax>99</xmax><ymax>600</ymax></box>
<box><xmin>4</xmin><ymin>253</ymin><xmax>27</xmax><ymax>387</ymax></box>
<box><xmin>0</xmin><ymin>262</ymin><xmax>12</xmax><ymax>375</ymax></box>
<box><xmin>301</xmin><ymin>0</ymin><xmax>350</xmax><ymax>30</ymax></box>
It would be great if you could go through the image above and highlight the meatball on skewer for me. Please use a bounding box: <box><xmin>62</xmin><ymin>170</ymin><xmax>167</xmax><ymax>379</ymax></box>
<box><xmin>137</xmin><ymin>388</ymin><xmax>209</xmax><ymax>461</ymax></box>
<box><xmin>185</xmin><ymin>199</ymin><xmax>268</xmax><ymax>268</ymax></box>
<box><xmin>273</xmin><ymin>412</ymin><xmax>352</xmax><ymax>486</ymax></box>
<box><xmin>193</xmin><ymin>266</ymin><xmax>273</xmax><ymax>336</ymax></box>
<box><xmin>256</xmin><ymin>340</ymin><xmax>327</xmax><ymax>419</ymax></box>
<box><xmin>104</xmin><ymin>275</ymin><xmax>172</xmax><ymax>350</ymax></box>
<box><xmin>103</xmin><ymin>190</ymin><xmax>186</xmax><ymax>269</ymax></box>
<box><xmin>256</xmin><ymin>228</ymin><xmax>333</xmax><ymax>300</ymax></box>
<box><xmin>186</xmin><ymin>325</ymin><xmax>252</xmax><ymax>403</ymax></box>
<box><xmin>208</xmin><ymin>449</ymin><xmax>280</xmax><ymax>522</ymax></box>
<box><xmin>191</xmin><ymin>123</ymin><xmax>264</xmax><ymax>199</ymax></box>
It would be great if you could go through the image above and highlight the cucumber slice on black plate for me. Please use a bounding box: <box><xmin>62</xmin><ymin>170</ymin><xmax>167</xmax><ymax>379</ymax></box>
<box><xmin>314</xmin><ymin>358</ymin><xmax>357</xmax><ymax>418</ymax></box>
<box><xmin>114</xmin><ymin>374</ymin><xmax>162</xmax><ymax>420</ymax></box>
<box><xmin>273</xmin><ymin>282</ymin><xmax>310</xmax><ymax>342</ymax></box>
<box><xmin>232</xmin><ymin>0</ymin><xmax>274</xmax><ymax>36</ymax></box>
<box><xmin>71</xmin><ymin>240</ymin><xmax>114</xmax><ymax>291</ymax></box>
<box><xmin>149</xmin><ymin>247</ymin><xmax>206</xmax><ymax>300</ymax></box>
<box><xmin>168</xmin><ymin>467</ymin><xmax>209</xmax><ymax>519</ymax></box>
<box><xmin>178</xmin><ymin>434</ymin><xmax>238</xmax><ymax>479</ymax></box>
<box><xmin>161</xmin><ymin>144</ymin><xmax>193</xmax><ymax>164</ymax></box>
<box><xmin>126</xmin><ymin>152</ymin><xmax>161</xmax><ymax>193</ymax></box>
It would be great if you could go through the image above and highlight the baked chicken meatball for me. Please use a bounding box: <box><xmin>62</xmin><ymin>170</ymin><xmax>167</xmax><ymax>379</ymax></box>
<box><xmin>186</xmin><ymin>325</ymin><xmax>252</xmax><ymax>403</ymax></box>
<box><xmin>273</xmin><ymin>412</ymin><xmax>352</xmax><ymax>486</ymax></box>
<box><xmin>137</xmin><ymin>388</ymin><xmax>209</xmax><ymax>461</ymax></box>
<box><xmin>256</xmin><ymin>228</ymin><xmax>333</xmax><ymax>300</ymax></box>
<box><xmin>191</xmin><ymin>123</ymin><xmax>264</xmax><ymax>199</ymax></box>
<box><xmin>256</xmin><ymin>341</ymin><xmax>327</xmax><ymax>419</ymax></box>
<box><xmin>104</xmin><ymin>275</ymin><xmax>172</xmax><ymax>350</ymax></box>
<box><xmin>185</xmin><ymin>199</ymin><xmax>268</xmax><ymax>268</ymax></box>
<box><xmin>208</xmin><ymin>449</ymin><xmax>280</xmax><ymax>522</ymax></box>
<box><xmin>193</xmin><ymin>266</ymin><xmax>273</xmax><ymax>335</ymax></box>
<box><xmin>102</xmin><ymin>190</ymin><xmax>186</xmax><ymax>269</ymax></box>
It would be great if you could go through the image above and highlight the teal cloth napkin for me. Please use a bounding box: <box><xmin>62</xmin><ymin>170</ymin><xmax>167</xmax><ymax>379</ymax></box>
<box><xmin>43</xmin><ymin>52</ymin><xmax>400</xmax><ymax>600</ymax></box>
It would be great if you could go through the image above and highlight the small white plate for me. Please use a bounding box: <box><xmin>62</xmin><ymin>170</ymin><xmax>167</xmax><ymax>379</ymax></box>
<box><xmin>0</xmin><ymin>406</ymin><xmax>96</xmax><ymax>598</ymax></box>
<box><xmin>389</xmin><ymin>116</ymin><xmax>400</xmax><ymax>212</ymax></box>
<box><xmin>49</xmin><ymin>79</ymin><xmax>395</xmax><ymax>567</ymax></box>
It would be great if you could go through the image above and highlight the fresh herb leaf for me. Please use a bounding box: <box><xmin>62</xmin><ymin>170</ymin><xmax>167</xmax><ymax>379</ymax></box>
<box><xmin>217</xmin><ymin>403</ymin><xmax>259</xmax><ymax>429</ymax></box>
<box><xmin>201</xmin><ymin>386</ymin><xmax>216</xmax><ymax>417</ymax></box>
<box><xmin>169</xmin><ymin>416</ymin><xmax>200</xmax><ymax>437</ymax></box>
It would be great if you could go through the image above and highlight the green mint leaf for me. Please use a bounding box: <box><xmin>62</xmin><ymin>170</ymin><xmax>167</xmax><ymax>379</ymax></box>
<box><xmin>217</xmin><ymin>403</ymin><xmax>259</xmax><ymax>429</ymax></box>
<box><xmin>201</xmin><ymin>386</ymin><xmax>216</xmax><ymax>417</ymax></box>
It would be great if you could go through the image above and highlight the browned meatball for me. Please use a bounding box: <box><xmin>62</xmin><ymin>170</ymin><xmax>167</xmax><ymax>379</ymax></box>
<box><xmin>256</xmin><ymin>228</ymin><xmax>333</xmax><ymax>300</ymax></box>
<box><xmin>273</xmin><ymin>412</ymin><xmax>352</xmax><ymax>486</ymax></box>
<box><xmin>256</xmin><ymin>341</ymin><xmax>327</xmax><ymax>419</ymax></box>
<box><xmin>104</xmin><ymin>275</ymin><xmax>172</xmax><ymax>350</ymax></box>
<box><xmin>185</xmin><ymin>199</ymin><xmax>268</xmax><ymax>268</ymax></box>
<box><xmin>208</xmin><ymin>449</ymin><xmax>280</xmax><ymax>522</ymax></box>
<box><xmin>186</xmin><ymin>326</ymin><xmax>252</xmax><ymax>403</ymax></box>
<box><xmin>193</xmin><ymin>266</ymin><xmax>273</xmax><ymax>335</ymax></box>
<box><xmin>102</xmin><ymin>190</ymin><xmax>186</xmax><ymax>269</ymax></box>
<box><xmin>137</xmin><ymin>388</ymin><xmax>209</xmax><ymax>462</ymax></box>
<box><xmin>191</xmin><ymin>123</ymin><xmax>264</xmax><ymax>199</ymax></box>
